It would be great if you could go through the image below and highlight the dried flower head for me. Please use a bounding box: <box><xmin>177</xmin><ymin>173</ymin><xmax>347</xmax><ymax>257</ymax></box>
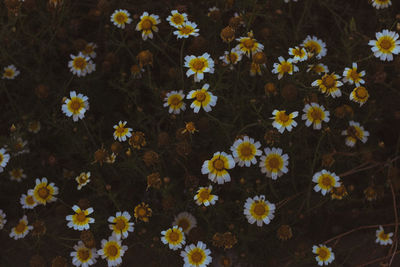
<box><xmin>129</xmin><ymin>131</ymin><xmax>146</xmax><ymax>150</ymax></box>
<box><xmin>147</xmin><ymin>172</ymin><xmax>162</xmax><ymax>190</ymax></box>
<box><xmin>220</xmin><ymin>26</ymin><xmax>235</xmax><ymax>43</ymax></box>
<box><xmin>277</xmin><ymin>224</ymin><xmax>293</xmax><ymax>240</ymax></box>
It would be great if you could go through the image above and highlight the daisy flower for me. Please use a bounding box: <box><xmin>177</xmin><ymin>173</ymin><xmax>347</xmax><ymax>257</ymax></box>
<box><xmin>194</xmin><ymin>185</ymin><xmax>218</xmax><ymax>206</ymax></box>
<box><xmin>244</xmin><ymin>195</ymin><xmax>276</xmax><ymax>227</ymax></box>
<box><xmin>2</xmin><ymin>64</ymin><xmax>20</xmax><ymax>79</ymax></box>
<box><xmin>110</xmin><ymin>9</ymin><xmax>132</xmax><ymax>29</ymax></box>
<box><xmin>174</xmin><ymin>22</ymin><xmax>199</xmax><ymax>39</ymax></box>
<box><xmin>9</xmin><ymin>215</ymin><xmax>33</xmax><ymax>240</ymax></box>
<box><xmin>307</xmin><ymin>63</ymin><xmax>329</xmax><ymax>75</ymax></box>
<box><xmin>341</xmin><ymin>121</ymin><xmax>369</xmax><ymax>147</ymax></box>
<box><xmin>113</xmin><ymin>121</ymin><xmax>132</xmax><ymax>142</ymax></box>
<box><xmin>167</xmin><ymin>10</ymin><xmax>187</xmax><ymax>28</ymax></box>
<box><xmin>136</xmin><ymin>12</ymin><xmax>160</xmax><ymax>41</ymax></box>
<box><xmin>161</xmin><ymin>225</ymin><xmax>186</xmax><ymax>251</ymax></box>
<box><xmin>272</xmin><ymin>57</ymin><xmax>298</xmax><ymax>80</ymax></box>
<box><xmin>371</xmin><ymin>0</ymin><xmax>392</xmax><ymax>9</ymax></box>
<box><xmin>312</xmin><ymin>244</ymin><xmax>335</xmax><ymax>266</ymax></box>
<box><xmin>173</xmin><ymin>212</ymin><xmax>197</xmax><ymax>234</ymax></box>
<box><xmin>184</xmin><ymin>53</ymin><xmax>215</xmax><ymax>82</ymax></box>
<box><xmin>9</xmin><ymin>168</ymin><xmax>26</xmax><ymax>182</ymax></box>
<box><xmin>180</xmin><ymin>241</ymin><xmax>212</xmax><ymax>267</ymax></box>
<box><xmin>29</xmin><ymin>177</ymin><xmax>58</xmax><ymax>205</ymax></box>
<box><xmin>220</xmin><ymin>48</ymin><xmax>243</xmax><ymax>70</ymax></box>
<box><xmin>301</xmin><ymin>103</ymin><xmax>330</xmax><ymax>130</ymax></box>
<box><xmin>375</xmin><ymin>225</ymin><xmax>393</xmax><ymax>245</ymax></box>
<box><xmin>302</xmin><ymin>35</ymin><xmax>327</xmax><ymax>59</ymax></box>
<box><xmin>187</xmin><ymin>83</ymin><xmax>217</xmax><ymax>113</ymax></box>
<box><xmin>0</xmin><ymin>210</ymin><xmax>7</xmax><ymax>230</ymax></box>
<box><xmin>342</xmin><ymin>62</ymin><xmax>365</xmax><ymax>86</ymax></box>
<box><xmin>288</xmin><ymin>46</ymin><xmax>308</xmax><ymax>62</ymax></box>
<box><xmin>311</xmin><ymin>73</ymin><xmax>343</xmax><ymax>98</ymax></box>
<box><xmin>70</xmin><ymin>241</ymin><xmax>98</xmax><ymax>267</ymax></box>
<box><xmin>0</xmin><ymin>147</ymin><xmax>10</xmax><ymax>173</ymax></box>
<box><xmin>98</xmin><ymin>234</ymin><xmax>128</xmax><ymax>267</ymax></box>
<box><xmin>20</xmin><ymin>193</ymin><xmax>38</xmax><ymax>209</ymax></box>
<box><xmin>230</xmin><ymin>136</ymin><xmax>262</xmax><ymax>167</ymax></box>
<box><xmin>312</xmin><ymin>170</ymin><xmax>340</xmax><ymax>195</ymax></box>
<box><xmin>235</xmin><ymin>33</ymin><xmax>264</xmax><ymax>57</ymax></box>
<box><xmin>271</xmin><ymin>109</ymin><xmax>298</xmax><ymax>133</ymax></box>
<box><xmin>259</xmin><ymin>147</ymin><xmax>289</xmax><ymax>180</ymax></box>
<box><xmin>68</xmin><ymin>52</ymin><xmax>93</xmax><ymax>77</ymax></box>
<box><xmin>75</xmin><ymin>172</ymin><xmax>91</xmax><ymax>190</ymax></box>
<box><xmin>201</xmin><ymin>151</ymin><xmax>235</xmax><ymax>184</ymax></box>
<box><xmin>108</xmin><ymin>211</ymin><xmax>134</xmax><ymax>239</ymax></box>
<box><xmin>164</xmin><ymin>90</ymin><xmax>186</xmax><ymax>114</ymax></box>
<box><xmin>61</xmin><ymin>91</ymin><xmax>89</xmax><ymax>122</ymax></box>
<box><xmin>350</xmin><ymin>86</ymin><xmax>369</xmax><ymax>106</ymax></box>
<box><xmin>368</xmin><ymin>29</ymin><xmax>400</xmax><ymax>61</ymax></box>
<box><xmin>81</xmin><ymin>42</ymin><xmax>97</xmax><ymax>59</ymax></box>
<box><xmin>134</xmin><ymin>202</ymin><xmax>152</xmax><ymax>222</ymax></box>
<box><xmin>66</xmin><ymin>205</ymin><xmax>95</xmax><ymax>231</ymax></box>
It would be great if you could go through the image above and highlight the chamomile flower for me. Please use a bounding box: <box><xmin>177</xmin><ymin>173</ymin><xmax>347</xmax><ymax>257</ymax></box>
<box><xmin>75</xmin><ymin>172</ymin><xmax>91</xmax><ymax>190</ymax></box>
<box><xmin>259</xmin><ymin>147</ymin><xmax>289</xmax><ymax>180</ymax></box>
<box><xmin>194</xmin><ymin>185</ymin><xmax>218</xmax><ymax>206</ymax></box>
<box><xmin>2</xmin><ymin>64</ymin><xmax>20</xmax><ymax>79</ymax></box>
<box><xmin>10</xmin><ymin>215</ymin><xmax>33</xmax><ymax>240</ymax></box>
<box><xmin>342</xmin><ymin>62</ymin><xmax>365</xmax><ymax>87</ymax></box>
<box><xmin>271</xmin><ymin>110</ymin><xmax>298</xmax><ymax>133</ymax></box>
<box><xmin>66</xmin><ymin>205</ymin><xmax>95</xmax><ymax>231</ymax></box>
<box><xmin>244</xmin><ymin>195</ymin><xmax>275</xmax><ymax>227</ymax></box>
<box><xmin>307</xmin><ymin>63</ymin><xmax>329</xmax><ymax>75</ymax></box>
<box><xmin>136</xmin><ymin>12</ymin><xmax>160</xmax><ymax>41</ymax></box>
<box><xmin>29</xmin><ymin>177</ymin><xmax>58</xmax><ymax>205</ymax></box>
<box><xmin>180</xmin><ymin>241</ymin><xmax>212</xmax><ymax>267</ymax></box>
<box><xmin>113</xmin><ymin>121</ymin><xmax>132</xmax><ymax>142</ymax></box>
<box><xmin>201</xmin><ymin>152</ymin><xmax>235</xmax><ymax>184</ymax></box>
<box><xmin>0</xmin><ymin>210</ymin><xmax>6</xmax><ymax>229</ymax></box>
<box><xmin>272</xmin><ymin>57</ymin><xmax>298</xmax><ymax>80</ymax></box>
<box><xmin>312</xmin><ymin>244</ymin><xmax>335</xmax><ymax>266</ymax></box>
<box><xmin>81</xmin><ymin>42</ymin><xmax>97</xmax><ymax>59</ymax></box>
<box><xmin>312</xmin><ymin>170</ymin><xmax>340</xmax><ymax>196</ymax></box>
<box><xmin>164</xmin><ymin>90</ymin><xmax>186</xmax><ymax>114</ymax></box>
<box><xmin>9</xmin><ymin>168</ymin><xmax>26</xmax><ymax>182</ymax></box>
<box><xmin>0</xmin><ymin>147</ymin><xmax>10</xmax><ymax>173</ymax></box>
<box><xmin>301</xmin><ymin>103</ymin><xmax>330</xmax><ymax>130</ymax></box>
<box><xmin>235</xmin><ymin>33</ymin><xmax>264</xmax><ymax>57</ymax></box>
<box><xmin>220</xmin><ymin>48</ymin><xmax>243</xmax><ymax>70</ymax></box>
<box><xmin>368</xmin><ymin>29</ymin><xmax>400</xmax><ymax>61</ymax></box>
<box><xmin>311</xmin><ymin>73</ymin><xmax>343</xmax><ymax>98</ymax></box>
<box><xmin>174</xmin><ymin>22</ymin><xmax>199</xmax><ymax>39</ymax></box>
<box><xmin>350</xmin><ymin>86</ymin><xmax>369</xmax><ymax>107</ymax></box>
<box><xmin>98</xmin><ymin>235</ymin><xmax>128</xmax><ymax>267</ymax></box>
<box><xmin>187</xmin><ymin>83</ymin><xmax>217</xmax><ymax>113</ymax></box>
<box><xmin>108</xmin><ymin>211</ymin><xmax>134</xmax><ymax>239</ymax></box>
<box><xmin>68</xmin><ymin>52</ymin><xmax>93</xmax><ymax>77</ymax></box>
<box><xmin>167</xmin><ymin>10</ymin><xmax>187</xmax><ymax>28</ymax></box>
<box><xmin>61</xmin><ymin>91</ymin><xmax>89</xmax><ymax>122</ymax></box>
<box><xmin>70</xmin><ymin>241</ymin><xmax>98</xmax><ymax>267</ymax></box>
<box><xmin>173</xmin><ymin>212</ymin><xmax>197</xmax><ymax>234</ymax></box>
<box><xmin>161</xmin><ymin>225</ymin><xmax>186</xmax><ymax>251</ymax></box>
<box><xmin>371</xmin><ymin>0</ymin><xmax>392</xmax><ymax>10</ymax></box>
<box><xmin>375</xmin><ymin>225</ymin><xmax>393</xmax><ymax>245</ymax></box>
<box><xmin>20</xmin><ymin>193</ymin><xmax>37</xmax><ymax>209</ymax></box>
<box><xmin>302</xmin><ymin>35</ymin><xmax>327</xmax><ymax>59</ymax></box>
<box><xmin>230</xmin><ymin>136</ymin><xmax>262</xmax><ymax>167</ymax></box>
<box><xmin>184</xmin><ymin>53</ymin><xmax>215</xmax><ymax>82</ymax></box>
<box><xmin>134</xmin><ymin>202</ymin><xmax>152</xmax><ymax>222</ymax></box>
<box><xmin>288</xmin><ymin>46</ymin><xmax>308</xmax><ymax>62</ymax></box>
<box><xmin>110</xmin><ymin>9</ymin><xmax>132</xmax><ymax>29</ymax></box>
<box><xmin>341</xmin><ymin>121</ymin><xmax>369</xmax><ymax>147</ymax></box>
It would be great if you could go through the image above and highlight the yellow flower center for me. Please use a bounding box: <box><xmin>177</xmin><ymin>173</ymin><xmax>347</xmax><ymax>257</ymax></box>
<box><xmin>243</xmin><ymin>39</ymin><xmax>255</xmax><ymax>49</ymax></box>
<box><xmin>38</xmin><ymin>187</ymin><xmax>50</xmax><ymax>199</ymax></box>
<box><xmin>115</xmin><ymin>218</ymin><xmax>126</xmax><ymax>231</ymax></box>
<box><xmin>268</xmin><ymin>156</ymin><xmax>280</xmax><ymax>169</ymax></box>
<box><xmin>321</xmin><ymin>175</ymin><xmax>333</xmax><ymax>187</ymax></box>
<box><xmin>106</xmin><ymin>244</ymin><xmax>119</xmax><ymax>257</ymax></box>
<box><xmin>190</xmin><ymin>251</ymin><xmax>204</xmax><ymax>263</ymax></box>
<box><xmin>77</xmin><ymin>248</ymin><xmax>90</xmax><ymax>261</ymax></box>
<box><xmin>170</xmin><ymin>95</ymin><xmax>181</xmax><ymax>106</ymax></box>
<box><xmin>310</xmin><ymin>108</ymin><xmax>323</xmax><ymax>121</ymax></box>
<box><xmin>178</xmin><ymin>219</ymin><xmax>189</xmax><ymax>232</ymax></box>
<box><xmin>0</xmin><ymin>154</ymin><xmax>3</xmax><ymax>163</ymax></box>
<box><xmin>180</xmin><ymin>26</ymin><xmax>192</xmax><ymax>35</ymax></box>
<box><xmin>138</xmin><ymin>207</ymin><xmax>146</xmax><ymax>217</ymax></box>
<box><xmin>195</xmin><ymin>91</ymin><xmax>206</xmax><ymax>102</ymax></box>
<box><xmin>240</xmin><ymin>144</ymin><xmax>253</xmax><ymax>157</ymax></box>
<box><xmin>322</xmin><ymin>75</ymin><xmax>335</xmax><ymax>88</ymax></box>
<box><xmin>168</xmin><ymin>231</ymin><xmax>180</xmax><ymax>242</ymax></box>
<box><xmin>141</xmin><ymin>19</ymin><xmax>153</xmax><ymax>30</ymax></box>
<box><xmin>379</xmin><ymin>231</ymin><xmax>389</xmax><ymax>240</ymax></box>
<box><xmin>306</xmin><ymin>42</ymin><xmax>320</xmax><ymax>54</ymax></box>
<box><xmin>172</xmin><ymin>14</ymin><xmax>183</xmax><ymax>25</ymax></box>
<box><xmin>26</xmin><ymin>195</ymin><xmax>35</xmax><ymax>205</ymax></box>
<box><xmin>213</xmin><ymin>158</ymin><xmax>225</xmax><ymax>171</ymax></box>
<box><xmin>199</xmin><ymin>189</ymin><xmax>210</xmax><ymax>200</ymax></box>
<box><xmin>278</xmin><ymin>112</ymin><xmax>290</xmax><ymax>123</ymax></box>
<box><xmin>280</xmin><ymin>62</ymin><xmax>291</xmax><ymax>73</ymax></box>
<box><xmin>192</xmin><ymin>59</ymin><xmax>205</xmax><ymax>71</ymax></box>
<box><xmin>4</xmin><ymin>69</ymin><xmax>14</xmax><ymax>77</ymax></box>
<box><xmin>115</xmin><ymin>126</ymin><xmax>126</xmax><ymax>134</ymax></box>
<box><xmin>15</xmin><ymin>221</ymin><xmax>27</xmax><ymax>233</ymax></box>
<box><xmin>228</xmin><ymin>53</ymin><xmax>238</xmax><ymax>63</ymax></box>
<box><xmin>70</xmin><ymin>99</ymin><xmax>82</xmax><ymax>112</ymax></box>
<box><xmin>318</xmin><ymin>248</ymin><xmax>328</xmax><ymax>260</ymax></box>
<box><xmin>253</xmin><ymin>202</ymin><xmax>266</xmax><ymax>216</ymax></box>
<box><xmin>347</xmin><ymin>126</ymin><xmax>360</xmax><ymax>139</ymax></box>
<box><xmin>73</xmin><ymin>57</ymin><xmax>87</xmax><ymax>70</ymax></box>
<box><xmin>355</xmin><ymin>87</ymin><xmax>368</xmax><ymax>99</ymax></box>
<box><xmin>379</xmin><ymin>37</ymin><xmax>393</xmax><ymax>51</ymax></box>
<box><xmin>349</xmin><ymin>69</ymin><xmax>360</xmax><ymax>81</ymax></box>
<box><xmin>115</xmin><ymin>13</ymin><xmax>127</xmax><ymax>24</ymax></box>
